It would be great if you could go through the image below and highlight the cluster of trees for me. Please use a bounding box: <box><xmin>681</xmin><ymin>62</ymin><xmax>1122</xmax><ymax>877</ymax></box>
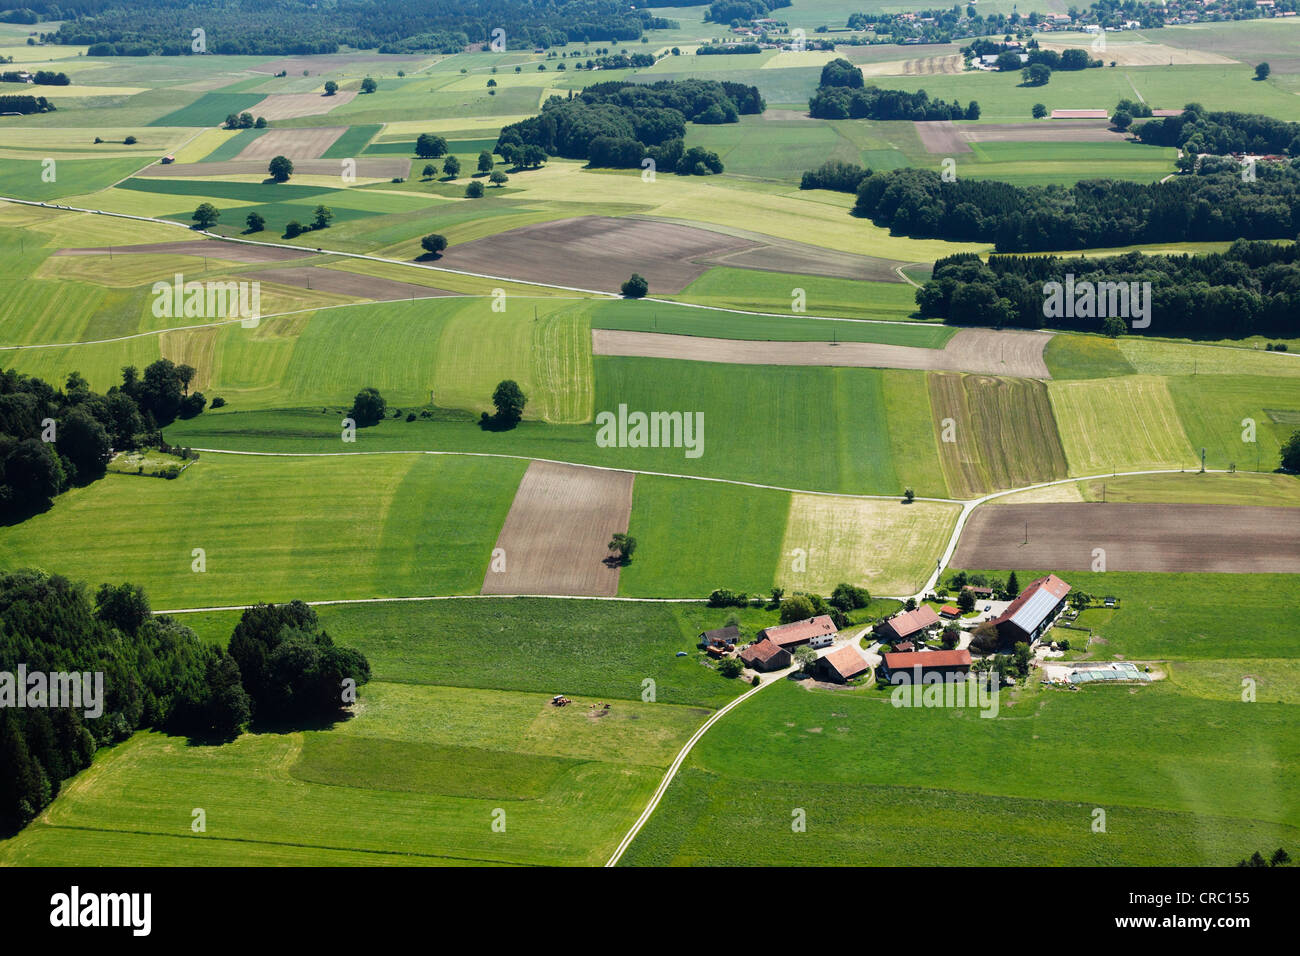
<box><xmin>809</xmin><ymin>63</ymin><xmax>977</xmax><ymax>121</ymax></box>
<box><xmin>1135</xmin><ymin>105</ymin><xmax>1300</xmax><ymax>158</ymax></box>
<box><xmin>696</xmin><ymin>43</ymin><xmax>762</xmax><ymax>55</ymax></box>
<box><xmin>1</xmin><ymin>365</ymin><xmax>205</xmax><ymax>519</ymax></box>
<box><xmin>45</xmin><ymin>0</ymin><xmax>677</xmax><ymax>55</ymax></box>
<box><xmin>0</xmin><ymin>93</ymin><xmax>53</xmax><ymax>113</ymax></box>
<box><xmin>915</xmin><ymin>240</ymin><xmax>1300</xmax><ymax>339</ymax></box>
<box><xmin>847</xmin><ymin>162</ymin><xmax>1300</xmax><ymax>252</ymax></box>
<box><xmin>799</xmin><ymin>159</ymin><xmax>870</xmax><ymax>193</ymax></box>
<box><xmin>223</xmin><ymin>111</ymin><xmax>267</xmax><ymax>130</ymax></box>
<box><xmin>0</xmin><ymin>572</ymin><xmax>370</xmax><ymax>833</ymax></box>
<box><xmin>0</xmin><ymin>69</ymin><xmax>68</xmax><ymax>83</ymax></box>
<box><xmin>496</xmin><ymin>79</ymin><xmax>757</xmax><ymax>173</ymax></box>
<box><xmin>704</xmin><ymin>0</ymin><xmax>791</xmax><ymax>26</ymax></box>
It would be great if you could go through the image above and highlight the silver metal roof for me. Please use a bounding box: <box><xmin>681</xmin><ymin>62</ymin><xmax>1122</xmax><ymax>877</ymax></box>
<box><xmin>1009</xmin><ymin>588</ymin><xmax>1061</xmax><ymax>634</ymax></box>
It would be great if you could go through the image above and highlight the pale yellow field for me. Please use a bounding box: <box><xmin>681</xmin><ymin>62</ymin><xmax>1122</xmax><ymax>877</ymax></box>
<box><xmin>22</xmin><ymin>208</ymin><xmax>186</xmax><ymax>247</ymax></box>
<box><xmin>992</xmin><ymin>481</ymin><xmax>1086</xmax><ymax>505</ymax></box>
<box><xmin>1048</xmin><ymin>375</ymin><xmax>1199</xmax><ymax>475</ymax></box>
<box><xmin>761</xmin><ymin>50</ymin><xmax>838</xmax><ymax>70</ymax></box>
<box><xmin>777</xmin><ymin>494</ymin><xmax>961</xmax><ymax>597</ymax></box>
<box><xmin>1041</xmin><ymin>38</ymin><xmax>1233</xmax><ymax>67</ymax></box>
<box><xmin>172</xmin><ymin>128</ymin><xmax>240</xmax><ymax>163</ymax></box>
<box><xmin>380</xmin><ymin>116</ymin><xmax>534</xmax><ymax>137</ymax></box>
<box><xmin>1119</xmin><ymin>339</ymin><xmax>1300</xmax><ymax>378</ymax></box>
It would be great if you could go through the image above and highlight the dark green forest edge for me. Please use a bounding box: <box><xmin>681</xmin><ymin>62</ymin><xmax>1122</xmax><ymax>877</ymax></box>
<box><xmin>0</xmin><ymin>571</ymin><xmax>369</xmax><ymax>834</ymax></box>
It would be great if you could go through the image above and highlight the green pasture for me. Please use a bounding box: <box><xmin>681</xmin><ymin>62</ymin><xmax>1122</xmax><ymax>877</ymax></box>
<box><xmin>669</xmin><ymin>267</ymin><xmax>920</xmax><ymax>321</ymax></box>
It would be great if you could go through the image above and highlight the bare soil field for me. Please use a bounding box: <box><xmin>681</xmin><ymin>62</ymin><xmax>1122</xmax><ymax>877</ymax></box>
<box><xmin>915</xmin><ymin>121</ymin><xmax>972</xmax><ymax>155</ymax></box>
<box><xmin>481</xmin><ymin>461</ymin><xmax>634</xmax><ymax>597</ymax></box>
<box><xmin>246</xmin><ymin>92</ymin><xmax>357</xmax><ymax>121</ymax></box>
<box><xmin>244</xmin><ymin>265</ymin><xmax>453</xmax><ymax>300</ymax></box>
<box><xmin>961</xmin><ymin>121</ymin><xmax>1129</xmax><ymax>144</ymax></box>
<box><xmin>593</xmin><ymin>327</ymin><xmax>1053</xmax><ymax>378</ymax></box>
<box><xmin>53</xmin><ymin>240</ymin><xmax>313</xmax><ymax>263</ymax></box>
<box><xmin>860</xmin><ymin>54</ymin><xmax>964</xmax><ymax>77</ymax></box>
<box><xmin>437</xmin><ymin>216</ymin><xmax>905</xmax><ymax>292</ymax></box>
<box><xmin>1040</xmin><ymin>41</ymin><xmax>1233</xmax><ymax>67</ymax></box>
<box><xmin>135</xmin><ymin>157</ymin><xmax>410</xmax><ymax>178</ymax></box>
<box><xmin>236</xmin><ymin>127</ymin><xmax>347</xmax><ymax>161</ymax></box>
<box><xmin>951</xmin><ymin>503</ymin><xmax>1300</xmax><ymax>573</ymax></box>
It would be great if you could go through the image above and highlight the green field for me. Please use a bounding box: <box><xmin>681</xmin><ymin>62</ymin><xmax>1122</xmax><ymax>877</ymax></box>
<box><xmin>0</xmin><ymin>453</ymin><xmax>526</xmax><ymax>608</ymax></box>
<box><xmin>1049</xmin><ymin>375</ymin><xmax>1198</xmax><ymax>475</ymax></box>
<box><xmin>620</xmin><ymin>672</ymin><xmax>1300</xmax><ymax>865</ymax></box>
<box><xmin>669</xmin><ymin>266</ymin><xmax>921</xmax><ymax>321</ymax></box>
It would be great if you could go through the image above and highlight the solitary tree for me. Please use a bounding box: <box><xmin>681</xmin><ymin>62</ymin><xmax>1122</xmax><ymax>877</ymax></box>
<box><xmin>312</xmin><ymin>205</ymin><xmax>334</xmax><ymax>230</ymax></box>
<box><xmin>420</xmin><ymin>233</ymin><xmax>447</xmax><ymax>257</ymax></box>
<box><xmin>465</xmin><ymin>180</ymin><xmax>484</xmax><ymax>198</ymax></box>
<box><xmin>442</xmin><ymin>155</ymin><xmax>461</xmax><ymax>178</ymax></box>
<box><xmin>477</xmin><ymin>151</ymin><xmax>494</xmax><ymax>173</ymax></box>
<box><xmin>1255</xmin><ymin>62</ymin><xmax>1271</xmax><ymax>81</ymax></box>
<box><xmin>360</xmin><ymin>76</ymin><xmax>377</xmax><ymax>94</ymax></box>
<box><xmin>1281</xmin><ymin>429</ymin><xmax>1300</xmax><ymax>472</ymax></box>
<box><xmin>1032</xmin><ymin>102</ymin><xmax>1047</xmax><ymax>119</ymax></box>
<box><xmin>324</xmin><ymin>80</ymin><xmax>338</xmax><ymax>95</ymax></box>
<box><xmin>124</xmin><ymin>134</ymin><xmax>137</xmax><ymax>145</ymax></box>
<box><xmin>608</xmin><ymin>533</ymin><xmax>637</xmax><ymax>565</ymax></box>
<box><xmin>422</xmin><ymin>163</ymin><xmax>436</xmax><ymax>179</ymax></box>
<box><xmin>903</xmin><ymin>487</ymin><xmax>915</xmax><ymax>503</ymax></box>
<box><xmin>349</xmin><ymin>387</ymin><xmax>387</xmax><ymax>426</ymax></box>
<box><xmin>245</xmin><ymin>211</ymin><xmax>265</xmax><ymax>232</ymax></box>
<box><xmin>621</xmin><ymin>273</ymin><xmax>648</xmax><ymax>298</ymax></box>
<box><xmin>192</xmin><ymin>202</ymin><xmax>220</xmax><ymax>229</ymax></box>
<box><xmin>268</xmin><ymin>154</ymin><xmax>294</xmax><ymax>182</ymax></box>
<box><xmin>490</xmin><ymin>379</ymin><xmax>526</xmax><ymax>428</ymax></box>
<box><xmin>1005</xmin><ymin>570</ymin><xmax>1020</xmax><ymax>596</ymax></box>
<box><xmin>489</xmin><ymin>170</ymin><xmax>508</xmax><ymax>187</ymax></box>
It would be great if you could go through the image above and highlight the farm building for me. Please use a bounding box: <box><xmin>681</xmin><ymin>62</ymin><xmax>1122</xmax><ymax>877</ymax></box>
<box><xmin>699</xmin><ymin>624</ymin><xmax>740</xmax><ymax>649</ymax></box>
<box><xmin>740</xmin><ymin>638</ymin><xmax>791</xmax><ymax>672</ymax></box>
<box><xmin>875</xmin><ymin>605</ymin><xmax>940</xmax><ymax>644</ymax></box>
<box><xmin>759</xmin><ymin>615</ymin><xmax>837</xmax><ymax>649</ymax></box>
<box><xmin>815</xmin><ymin>645</ymin><xmax>871</xmax><ymax>684</ymax></box>
<box><xmin>940</xmin><ymin>604</ymin><xmax>960</xmax><ymax>619</ymax></box>
<box><xmin>991</xmin><ymin>574</ymin><xmax>1071</xmax><ymax>646</ymax></box>
<box><xmin>880</xmin><ymin>648</ymin><xmax>972</xmax><ymax>683</ymax></box>
<box><xmin>962</xmin><ymin>585</ymin><xmax>993</xmax><ymax>598</ymax></box>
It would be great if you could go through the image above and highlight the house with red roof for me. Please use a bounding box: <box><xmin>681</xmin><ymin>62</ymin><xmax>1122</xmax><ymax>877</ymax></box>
<box><xmin>875</xmin><ymin>605</ymin><xmax>940</xmax><ymax>644</ymax></box>
<box><xmin>991</xmin><ymin>574</ymin><xmax>1070</xmax><ymax>646</ymax></box>
<box><xmin>739</xmin><ymin>638</ymin><xmax>791</xmax><ymax>672</ymax></box>
<box><xmin>758</xmin><ymin>615</ymin><xmax>837</xmax><ymax>649</ymax></box>
<box><xmin>880</xmin><ymin>648</ymin><xmax>971</xmax><ymax>682</ymax></box>
<box><xmin>815</xmin><ymin>644</ymin><xmax>870</xmax><ymax>684</ymax></box>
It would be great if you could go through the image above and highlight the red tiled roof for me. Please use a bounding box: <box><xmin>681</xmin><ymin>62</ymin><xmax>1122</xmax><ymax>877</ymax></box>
<box><xmin>740</xmin><ymin>638</ymin><xmax>785</xmax><ymax>665</ymax></box>
<box><xmin>940</xmin><ymin>605</ymin><xmax>960</xmax><ymax>616</ymax></box>
<box><xmin>881</xmin><ymin>605</ymin><xmax>940</xmax><ymax>639</ymax></box>
<box><xmin>895</xmin><ymin>641</ymin><xmax>915</xmax><ymax>652</ymax></box>
<box><xmin>760</xmin><ymin>615</ymin><xmax>837</xmax><ymax>647</ymax></box>
<box><xmin>883</xmin><ymin>649</ymin><xmax>971</xmax><ymax>670</ymax></box>
<box><xmin>821</xmin><ymin>644</ymin><xmax>869</xmax><ymax>681</ymax></box>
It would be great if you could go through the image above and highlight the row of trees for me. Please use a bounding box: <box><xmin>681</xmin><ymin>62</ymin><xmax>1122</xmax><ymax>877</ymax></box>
<box><xmin>1</xmin><ymin>69</ymin><xmax>68</xmax><ymax>84</ymax></box>
<box><xmin>845</xmin><ymin>162</ymin><xmax>1300</xmax><ymax>252</ymax></box>
<box><xmin>0</xmin><ymin>93</ymin><xmax>53</xmax><ymax>113</ymax></box>
<box><xmin>0</xmin><ymin>570</ymin><xmax>369</xmax><ymax>833</ymax></box>
<box><xmin>809</xmin><ymin>66</ymin><xmax>978</xmax><ymax>121</ymax></box>
<box><xmin>914</xmin><ymin>240</ymin><xmax>1300</xmax><ymax>339</ymax></box>
<box><xmin>1</xmin><ymin>365</ymin><xmax>205</xmax><ymax>520</ymax></box>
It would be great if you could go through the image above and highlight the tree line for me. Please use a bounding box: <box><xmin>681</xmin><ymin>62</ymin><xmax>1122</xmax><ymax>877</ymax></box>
<box><xmin>37</xmin><ymin>0</ymin><xmax>677</xmax><ymax>55</ymax></box>
<box><xmin>809</xmin><ymin>60</ymin><xmax>977</xmax><ymax>121</ymax></box>
<box><xmin>0</xmin><ymin>364</ymin><xmax>206</xmax><ymax>521</ymax></box>
<box><xmin>842</xmin><ymin>162</ymin><xmax>1300</xmax><ymax>252</ymax></box>
<box><xmin>0</xmin><ymin>570</ymin><xmax>369</xmax><ymax>833</ymax></box>
<box><xmin>1135</xmin><ymin>105</ymin><xmax>1300</xmax><ymax>158</ymax></box>
<box><xmin>0</xmin><ymin>93</ymin><xmax>54</xmax><ymax>113</ymax></box>
<box><xmin>914</xmin><ymin>240</ymin><xmax>1300</xmax><ymax>339</ymax></box>
<box><xmin>0</xmin><ymin>69</ymin><xmax>69</xmax><ymax>84</ymax></box>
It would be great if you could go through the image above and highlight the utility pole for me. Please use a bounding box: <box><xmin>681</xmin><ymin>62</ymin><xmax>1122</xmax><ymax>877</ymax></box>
<box><xmin>1024</xmin><ymin>521</ymin><xmax>1028</xmax><ymax>545</ymax></box>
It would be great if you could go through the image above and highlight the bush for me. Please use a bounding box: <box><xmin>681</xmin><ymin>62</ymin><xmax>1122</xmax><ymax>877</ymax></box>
<box><xmin>210</xmin><ymin>396</ymin><xmax>226</xmax><ymax>409</ymax></box>
<box><xmin>718</xmin><ymin>657</ymin><xmax>744</xmax><ymax>679</ymax></box>
<box><xmin>465</xmin><ymin>180</ymin><xmax>485</xmax><ymax>198</ymax></box>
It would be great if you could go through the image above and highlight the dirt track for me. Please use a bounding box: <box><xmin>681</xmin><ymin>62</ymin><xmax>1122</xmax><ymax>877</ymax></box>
<box><xmin>592</xmin><ymin>327</ymin><xmax>1053</xmax><ymax>378</ymax></box>
<box><xmin>246</xmin><ymin>265</ymin><xmax>452</xmax><ymax>300</ymax></box>
<box><xmin>53</xmin><ymin>240</ymin><xmax>313</xmax><ymax>263</ymax></box>
<box><xmin>481</xmin><ymin>461</ymin><xmax>634</xmax><ymax>597</ymax></box>
<box><xmin>437</xmin><ymin>215</ymin><xmax>905</xmax><ymax>293</ymax></box>
<box><xmin>951</xmin><ymin>503</ymin><xmax>1300</xmax><ymax>573</ymax></box>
